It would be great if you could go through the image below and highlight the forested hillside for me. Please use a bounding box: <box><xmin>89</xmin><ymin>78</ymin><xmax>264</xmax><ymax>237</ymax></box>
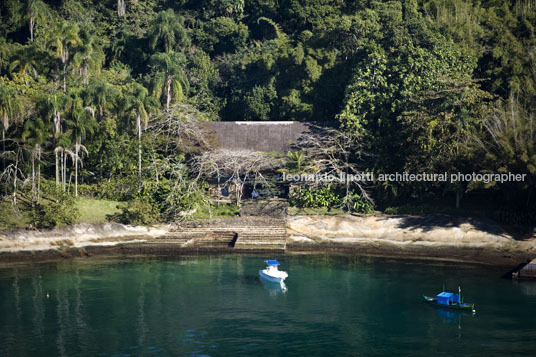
<box><xmin>1</xmin><ymin>0</ymin><xmax>535</xmax><ymax>227</ymax></box>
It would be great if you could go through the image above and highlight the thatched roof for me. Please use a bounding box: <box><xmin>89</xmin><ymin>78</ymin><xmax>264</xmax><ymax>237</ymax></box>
<box><xmin>203</xmin><ymin>121</ymin><xmax>337</xmax><ymax>153</ymax></box>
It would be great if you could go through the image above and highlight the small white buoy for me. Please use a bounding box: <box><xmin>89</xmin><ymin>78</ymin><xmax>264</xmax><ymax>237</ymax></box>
<box><xmin>46</xmin><ymin>293</ymin><xmax>50</xmax><ymax>299</ymax></box>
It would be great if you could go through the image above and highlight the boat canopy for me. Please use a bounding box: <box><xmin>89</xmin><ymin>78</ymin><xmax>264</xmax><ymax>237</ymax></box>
<box><xmin>437</xmin><ymin>292</ymin><xmax>461</xmax><ymax>305</ymax></box>
<box><xmin>265</xmin><ymin>260</ymin><xmax>280</xmax><ymax>266</ymax></box>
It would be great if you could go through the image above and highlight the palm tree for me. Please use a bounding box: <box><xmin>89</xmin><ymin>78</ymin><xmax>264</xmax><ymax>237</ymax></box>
<box><xmin>286</xmin><ymin>149</ymin><xmax>313</xmax><ymax>174</ymax></box>
<box><xmin>37</xmin><ymin>91</ymin><xmax>66</xmax><ymax>187</ymax></box>
<box><xmin>0</xmin><ymin>84</ymin><xmax>24</xmax><ymax>168</ymax></box>
<box><xmin>8</xmin><ymin>43</ymin><xmax>41</xmax><ymax>80</ymax></box>
<box><xmin>49</xmin><ymin>21</ymin><xmax>80</xmax><ymax>92</ymax></box>
<box><xmin>83</xmin><ymin>78</ymin><xmax>117</xmax><ymax>120</ymax></box>
<box><xmin>22</xmin><ymin>117</ymin><xmax>48</xmax><ymax>201</ymax></box>
<box><xmin>82</xmin><ymin>78</ymin><xmax>118</xmax><ymax>182</ymax></box>
<box><xmin>117</xmin><ymin>0</ymin><xmax>139</xmax><ymax>17</ymax></box>
<box><xmin>72</xmin><ymin>26</ymin><xmax>105</xmax><ymax>85</ymax></box>
<box><xmin>149</xmin><ymin>52</ymin><xmax>188</xmax><ymax>110</ymax></box>
<box><xmin>148</xmin><ymin>9</ymin><xmax>188</xmax><ymax>53</ymax></box>
<box><xmin>117</xmin><ymin>0</ymin><xmax>126</xmax><ymax>17</ymax></box>
<box><xmin>25</xmin><ymin>0</ymin><xmax>48</xmax><ymax>42</ymax></box>
<box><xmin>56</xmin><ymin>133</ymin><xmax>72</xmax><ymax>191</ymax></box>
<box><xmin>65</xmin><ymin>94</ymin><xmax>96</xmax><ymax>196</ymax></box>
<box><xmin>0</xmin><ymin>37</ymin><xmax>11</xmax><ymax>74</ymax></box>
<box><xmin>124</xmin><ymin>83</ymin><xmax>158</xmax><ymax>188</ymax></box>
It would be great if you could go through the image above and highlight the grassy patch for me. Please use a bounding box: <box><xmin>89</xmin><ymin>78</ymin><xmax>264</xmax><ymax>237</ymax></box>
<box><xmin>75</xmin><ymin>197</ymin><xmax>124</xmax><ymax>223</ymax></box>
<box><xmin>288</xmin><ymin>206</ymin><xmax>345</xmax><ymax>215</ymax></box>
<box><xmin>192</xmin><ymin>203</ymin><xmax>240</xmax><ymax>219</ymax></box>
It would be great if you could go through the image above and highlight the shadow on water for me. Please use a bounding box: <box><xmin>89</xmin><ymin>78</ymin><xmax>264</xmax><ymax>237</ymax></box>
<box><xmin>513</xmin><ymin>280</ymin><xmax>536</xmax><ymax>296</ymax></box>
<box><xmin>435</xmin><ymin>308</ymin><xmax>472</xmax><ymax>325</ymax></box>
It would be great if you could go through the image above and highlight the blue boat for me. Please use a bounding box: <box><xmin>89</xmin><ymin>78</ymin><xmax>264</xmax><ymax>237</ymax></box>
<box><xmin>423</xmin><ymin>287</ymin><xmax>475</xmax><ymax>313</ymax></box>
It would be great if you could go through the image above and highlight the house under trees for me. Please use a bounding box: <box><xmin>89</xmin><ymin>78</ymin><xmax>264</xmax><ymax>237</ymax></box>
<box><xmin>195</xmin><ymin>121</ymin><xmax>337</xmax><ymax>202</ymax></box>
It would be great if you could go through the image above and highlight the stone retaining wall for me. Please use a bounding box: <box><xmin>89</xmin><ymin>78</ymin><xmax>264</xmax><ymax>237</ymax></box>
<box><xmin>239</xmin><ymin>200</ymin><xmax>288</xmax><ymax>218</ymax></box>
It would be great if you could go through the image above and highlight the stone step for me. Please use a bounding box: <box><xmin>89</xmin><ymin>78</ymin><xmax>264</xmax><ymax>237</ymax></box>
<box><xmin>194</xmin><ymin>238</ymin><xmax>236</xmax><ymax>243</ymax></box>
<box><xmin>154</xmin><ymin>224</ymin><xmax>288</xmax><ymax>251</ymax></box>
<box><xmin>189</xmin><ymin>231</ymin><xmax>237</xmax><ymax>248</ymax></box>
<box><xmin>234</xmin><ymin>242</ymin><xmax>286</xmax><ymax>250</ymax></box>
<box><xmin>190</xmin><ymin>241</ymin><xmax>236</xmax><ymax>248</ymax></box>
<box><xmin>233</xmin><ymin>228</ymin><xmax>287</xmax><ymax>250</ymax></box>
<box><xmin>176</xmin><ymin>222</ymin><xmax>286</xmax><ymax>229</ymax></box>
<box><xmin>159</xmin><ymin>231</ymin><xmax>286</xmax><ymax>235</ymax></box>
<box><xmin>170</xmin><ymin>227</ymin><xmax>287</xmax><ymax>232</ymax></box>
<box><xmin>160</xmin><ymin>230</ymin><xmax>286</xmax><ymax>237</ymax></box>
<box><xmin>155</xmin><ymin>233</ymin><xmax>204</xmax><ymax>240</ymax></box>
<box><xmin>237</xmin><ymin>235</ymin><xmax>286</xmax><ymax>240</ymax></box>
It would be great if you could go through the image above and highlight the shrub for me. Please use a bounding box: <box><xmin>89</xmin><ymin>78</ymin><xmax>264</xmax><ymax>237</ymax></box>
<box><xmin>137</xmin><ymin>179</ymin><xmax>210</xmax><ymax>221</ymax></box>
<box><xmin>344</xmin><ymin>191</ymin><xmax>374</xmax><ymax>213</ymax></box>
<box><xmin>77</xmin><ymin>176</ymin><xmax>138</xmax><ymax>201</ymax></box>
<box><xmin>107</xmin><ymin>200</ymin><xmax>160</xmax><ymax>225</ymax></box>
<box><xmin>290</xmin><ymin>185</ymin><xmax>341</xmax><ymax>208</ymax></box>
<box><xmin>290</xmin><ymin>185</ymin><xmax>373</xmax><ymax>213</ymax></box>
<box><xmin>29</xmin><ymin>183</ymin><xmax>79</xmax><ymax>228</ymax></box>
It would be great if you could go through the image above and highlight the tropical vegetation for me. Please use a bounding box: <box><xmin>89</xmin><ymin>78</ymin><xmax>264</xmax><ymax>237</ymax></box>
<box><xmin>0</xmin><ymin>0</ymin><xmax>535</xmax><ymax>228</ymax></box>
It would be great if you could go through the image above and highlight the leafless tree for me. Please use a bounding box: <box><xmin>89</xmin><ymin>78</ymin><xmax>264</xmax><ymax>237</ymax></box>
<box><xmin>142</xmin><ymin>104</ymin><xmax>214</xmax><ymax>219</ymax></box>
<box><xmin>145</xmin><ymin>103</ymin><xmax>211</xmax><ymax>183</ymax></box>
<box><xmin>0</xmin><ymin>148</ymin><xmax>24</xmax><ymax>205</ymax></box>
<box><xmin>475</xmin><ymin>97</ymin><xmax>534</xmax><ymax>155</ymax></box>
<box><xmin>295</xmin><ymin>126</ymin><xmax>373</xmax><ymax>210</ymax></box>
<box><xmin>147</xmin><ymin>103</ymin><xmax>211</xmax><ymax>154</ymax></box>
<box><xmin>191</xmin><ymin>149</ymin><xmax>282</xmax><ymax>205</ymax></box>
<box><xmin>167</xmin><ymin>160</ymin><xmax>211</xmax><ymax>219</ymax></box>
<box><xmin>470</xmin><ymin>96</ymin><xmax>535</xmax><ymax>207</ymax></box>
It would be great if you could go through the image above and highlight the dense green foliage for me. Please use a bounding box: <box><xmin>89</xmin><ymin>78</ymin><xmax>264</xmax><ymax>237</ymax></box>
<box><xmin>290</xmin><ymin>185</ymin><xmax>373</xmax><ymax>213</ymax></box>
<box><xmin>1</xmin><ymin>0</ymin><xmax>535</xmax><ymax>226</ymax></box>
<box><xmin>29</xmin><ymin>186</ymin><xmax>79</xmax><ymax>228</ymax></box>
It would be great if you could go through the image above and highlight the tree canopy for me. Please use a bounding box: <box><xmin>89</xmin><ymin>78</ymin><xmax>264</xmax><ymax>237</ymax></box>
<box><xmin>0</xmin><ymin>0</ymin><xmax>535</xmax><ymax>226</ymax></box>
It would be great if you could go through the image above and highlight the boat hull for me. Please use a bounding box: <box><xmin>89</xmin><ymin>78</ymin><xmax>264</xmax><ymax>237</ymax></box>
<box><xmin>259</xmin><ymin>270</ymin><xmax>285</xmax><ymax>283</ymax></box>
<box><xmin>422</xmin><ymin>295</ymin><xmax>475</xmax><ymax>312</ymax></box>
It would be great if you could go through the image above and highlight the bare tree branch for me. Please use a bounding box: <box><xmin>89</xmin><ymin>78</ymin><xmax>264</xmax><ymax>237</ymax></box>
<box><xmin>191</xmin><ymin>149</ymin><xmax>282</xmax><ymax>205</ymax></box>
<box><xmin>147</xmin><ymin>103</ymin><xmax>211</xmax><ymax>153</ymax></box>
<box><xmin>295</xmin><ymin>127</ymin><xmax>373</xmax><ymax>208</ymax></box>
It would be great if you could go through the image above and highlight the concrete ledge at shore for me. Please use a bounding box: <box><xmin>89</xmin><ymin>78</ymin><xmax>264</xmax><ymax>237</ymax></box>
<box><xmin>0</xmin><ymin>214</ymin><xmax>535</xmax><ymax>266</ymax></box>
<box><xmin>0</xmin><ymin>241</ymin><xmax>528</xmax><ymax>267</ymax></box>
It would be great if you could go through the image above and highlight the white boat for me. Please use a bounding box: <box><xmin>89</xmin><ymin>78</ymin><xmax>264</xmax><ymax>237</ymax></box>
<box><xmin>259</xmin><ymin>260</ymin><xmax>288</xmax><ymax>283</ymax></box>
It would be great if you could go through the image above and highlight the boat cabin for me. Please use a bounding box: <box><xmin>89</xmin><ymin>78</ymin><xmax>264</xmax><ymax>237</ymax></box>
<box><xmin>265</xmin><ymin>260</ymin><xmax>280</xmax><ymax>266</ymax></box>
<box><xmin>436</xmin><ymin>292</ymin><xmax>461</xmax><ymax>305</ymax></box>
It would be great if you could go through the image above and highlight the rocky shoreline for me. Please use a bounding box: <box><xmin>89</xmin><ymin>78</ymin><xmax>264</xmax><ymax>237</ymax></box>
<box><xmin>0</xmin><ymin>222</ymin><xmax>168</xmax><ymax>252</ymax></box>
<box><xmin>0</xmin><ymin>214</ymin><xmax>534</xmax><ymax>267</ymax></box>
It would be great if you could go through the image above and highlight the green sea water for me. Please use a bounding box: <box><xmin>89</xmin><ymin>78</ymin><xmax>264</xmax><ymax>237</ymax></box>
<box><xmin>0</xmin><ymin>255</ymin><xmax>535</xmax><ymax>356</ymax></box>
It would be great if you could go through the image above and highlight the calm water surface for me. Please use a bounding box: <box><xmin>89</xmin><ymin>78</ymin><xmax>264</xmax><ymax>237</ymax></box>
<box><xmin>1</xmin><ymin>255</ymin><xmax>535</xmax><ymax>356</ymax></box>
